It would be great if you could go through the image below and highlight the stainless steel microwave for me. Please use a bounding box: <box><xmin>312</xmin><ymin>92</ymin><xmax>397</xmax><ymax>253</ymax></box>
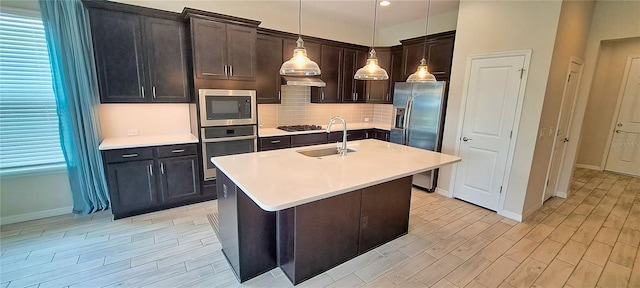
<box><xmin>198</xmin><ymin>89</ymin><xmax>256</xmax><ymax>127</ymax></box>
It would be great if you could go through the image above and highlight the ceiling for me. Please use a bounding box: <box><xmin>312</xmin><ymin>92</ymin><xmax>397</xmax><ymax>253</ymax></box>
<box><xmin>286</xmin><ymin>0</ymin><xmax>460</xmax><ymax>29</ymax></box>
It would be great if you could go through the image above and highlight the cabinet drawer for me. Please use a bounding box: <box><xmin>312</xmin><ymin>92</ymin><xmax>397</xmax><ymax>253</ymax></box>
<box><xmin>328</xmin><ymin>130</ymin><xmax>365</xmax><ymax>142</ymax></box>
<box><xmin>156</xmin><ymin>144</ymin><xmax>197</xmax><ymax>158</ymax></box>
<box><xmin>259</xmin><ymin>136</ymin><xmax>291</xmax><ymax>151</ymax></box>
<box><xmin>104</xmin><ymin>147</ymin><xmax>154</xmax><ymax>164</ymax></box>
<box><xmin>291</xmin><ymin>133</ymin><xmax>328</xmax><ymax>148</ymax></box>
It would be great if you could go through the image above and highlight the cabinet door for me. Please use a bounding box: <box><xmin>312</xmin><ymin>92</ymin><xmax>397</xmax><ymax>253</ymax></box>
<box><xmin>401</xmin><ymin>42</ymin><xmax>424</xmax><ymax>81</ymax></box>
<box><xmin>312</xmin><ymin>45</ymin><xmax>342</xmax><ymax>103</ymax></box>
<box><xmin>145</xmin><ymin>18</ymin><xmax>190</xmax><ymax>103</ymax></box>
<box><xmin>89</xmin><ymin>9</ymin><xmax>146</xmax><ymax>103</ymax></box>
<box><xmin>226</xmin><ymin>24</ymin><xmax>256</xmax><ymax>81</ymax></box>
<box><xmin>389</xmin><ymin>47</ymin><xmax>403</xmax><ymax>101</ymax></box>
<box><xmin>107</xmin><ymin>160</ymin><xmax>157</xmax><ymax>215</ymax></box>
<box><xmin>191</xmin><ymin>18</ymin><xmax>227</xmax><ymax>79</ymax></box>
<box><xmin>427</xmin><ymin>37</ymin><xmax>455</xmax><ymax>79</ymax></box>
<box><xmin>366</xmin><ymin>48</ymin><xmax>391</xmax><ymax>103</ymax></box>
<box><xmin>354</xmin><ymin>49</ymin><xmax>368</xmax><ymax>102</ymax></box>
<box><xmin>256</xmin><ymin>34</ymin><xmax>282</xmax><ymax>104</ymax></box>
<box><xmin>159</xmin><ymin>155</ymin><xmax>201</xmax><ymax>204</ymax></box>
<box><xmin>341</xmin><ymin>48</ymin><xmax>355</xmax><ymax>103</ymax></box>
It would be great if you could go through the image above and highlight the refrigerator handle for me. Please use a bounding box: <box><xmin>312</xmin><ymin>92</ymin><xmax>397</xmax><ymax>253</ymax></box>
<box><xmin>403</xmin><ymin>97</ymin><xmax>414</xmax><ymax>145</ymax></box>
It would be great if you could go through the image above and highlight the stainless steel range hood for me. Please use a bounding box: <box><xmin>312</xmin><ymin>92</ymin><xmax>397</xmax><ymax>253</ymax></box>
<box><xmin>282</xmin><ymin>76</ymin><xmax>326</xmax><ymax>87</ymax></box>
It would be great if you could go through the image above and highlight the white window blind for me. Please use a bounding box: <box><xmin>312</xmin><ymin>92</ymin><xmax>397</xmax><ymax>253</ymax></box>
<box><xmin>0</xmin><ymin>9</ymin><xmax>65</xmax><ymax>174</ymax></box>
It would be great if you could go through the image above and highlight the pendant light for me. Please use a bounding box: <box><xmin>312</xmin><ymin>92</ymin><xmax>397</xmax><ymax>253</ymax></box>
<box><xmin>354</xmin><ymin>0</ymin><xmax>389</xmax><ymax>80</ymax></box>
<box><xmin>280</xmin><ymin>0</ymin><xmax>321</xmax><ymax>76</ymax></box>
<box><xmin>407</xmin><ymin>0</ymin><xmax>436</xmax><ymax>83</ymax></box>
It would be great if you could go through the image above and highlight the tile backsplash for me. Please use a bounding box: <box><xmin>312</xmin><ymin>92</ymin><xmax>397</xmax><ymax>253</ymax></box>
<box><xmin>258</xmin><ymin>86</ymin><xmax>394</xmax><ymax>128</ymax></box>
<box><xmin>99</xmin><ymin>103</ymin><xmax>192</xmax><ymax>138</ymax></box>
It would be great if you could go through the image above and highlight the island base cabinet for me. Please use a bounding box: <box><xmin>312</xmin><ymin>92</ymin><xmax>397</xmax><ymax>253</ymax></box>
<box><xmin>359</xmin><ymin>176</ymin><xmax>412</xmax><ymax>253</ymax></box>
<box><xmin>216</xmin><ymin>172</ymin><xmax>277</xmax><ymax>282</ymax></box>
<box><xmin>278</xmin><ymin>191</ymin><xmax>361</xmax><ymax>285</ymax></box>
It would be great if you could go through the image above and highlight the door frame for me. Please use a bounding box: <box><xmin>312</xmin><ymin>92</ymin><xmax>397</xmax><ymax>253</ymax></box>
<box><xmin>451</xmin><ymin>50</ymin><xmax>531</xmax><ymax>219</ymax></box>
<box><xmin>543</xmin><ymin>57</ymin><xmax>584</xmax><ymax>200</ymax></box>
<box><xmin>601</xmin><ymin>55</ymin><xmax>640</xmax><ymax>170</ymax></box>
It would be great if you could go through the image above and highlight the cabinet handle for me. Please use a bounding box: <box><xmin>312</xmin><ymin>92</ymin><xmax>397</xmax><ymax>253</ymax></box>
<box><xmin>171</xmin><ymin>149</ymin><xmax>185</xmax><ymax>153</ymax></box>
<box><xmin>152</xmin><ymin>86</ymin><xmax>156</xmax><ymax>99</ymax></box>
<box><xmin>386</xmin><ymin>93</ymin><xmax>390</xmax><ymax>102</ymax></box>
<box><xmin>321</xmin><ymin>92</ymin><xmax>325</xmax><ymax>101</ymax></box>
<box><xmin>140</xmin><ymin>86</ymin><xmax>145</xmax><ymax>98</ymax></box>
<box><xmin>278</xmin><ymin>91</ymin><xmax>281</xmax><ymax>100</ymax></box>
<box><xmin>149</xmin><ymin>164</ymin><xmax>153</xmax><ymax>176</ymax></box>
<box><xmin>229</xmin><ymin>65</ymin><xmax>233</xmax><ymax>77</ymax></box>
<box><xmin>355</xmin><ymin>92</ymin><xmax>358</xmax><ymax>101</ymax></box>
<box><xmin>223</xmin><ymin>184</ymin><xmax>228</xmax><ymax>199</ymax></box>
<box><xmin>270</xmin><ymin>140</ymin><xmax>281</xmax><ymax>144</ymax></box>
<box><xmin>160</xmin><ymin>162</ymin><xmax>165</xmax><ymax>174</ymax></box>
<box><xmin>202</xmin><ymin>72</ymin><xmax>216</xmax><ymax>76</ymax></box>
<box><xmin>121</xmin><ymin>153</ymin><xmax>138</xmax><ymax>158</ymax></box>
<box><xmin>224</xmin><ymin>65</ymin><xmax>228</xmax><ymax>77</ymax></box>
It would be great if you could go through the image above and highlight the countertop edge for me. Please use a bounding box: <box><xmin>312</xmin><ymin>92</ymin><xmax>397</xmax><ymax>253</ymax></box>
<box><xmin>258</xmin><ymin>122</ymin><xmax>392</xmax><ymax>137</ymax></box>
<box><xmin>99</xmin><ymin>134</ymin><xmax>199</xmax><ymax>150</ymax></box>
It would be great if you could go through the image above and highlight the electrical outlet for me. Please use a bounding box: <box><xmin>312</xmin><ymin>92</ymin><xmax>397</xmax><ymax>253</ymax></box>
<box><xmin>539</xmin><ymin>128</ymin><xmax>545</xmax><ymax>139</ymax></box>
<box><xmin>127</xmin><ymin>129</ymin><xmax>139</xmax><ymax>136</ymax></box>
<box><xmin>364</xmin><ymin>118</ymin><xmax>370</xmax><ymax>122</ymax></box>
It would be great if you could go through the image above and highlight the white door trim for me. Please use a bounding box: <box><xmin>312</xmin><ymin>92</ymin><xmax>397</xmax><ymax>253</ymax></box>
<box><xmin>601</xmin><ymin>55</ymin><xmax>640</xmax><ymax>170</ymax></box>
<box><xmin>451</xmin><ymin>50</ymin><xmax>532</xmax><ymax>218</ymax></box>
<box><xmin>543</xmin><ymin>57</ymin><xmax>584</xmax><ymax>200</ymax></box>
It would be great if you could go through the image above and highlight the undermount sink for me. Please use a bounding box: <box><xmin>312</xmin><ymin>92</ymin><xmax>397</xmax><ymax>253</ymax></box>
<box><xmin>297</xmin><ymin>147</ymin><xmax>357</xmax><ymax>157</ymax></box>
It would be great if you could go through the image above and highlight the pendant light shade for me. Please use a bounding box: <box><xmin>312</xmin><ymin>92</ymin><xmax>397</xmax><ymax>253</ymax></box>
<box><xmin>280</xmin><ymin>0</ymin><xmax>321</xmax><ymax>76</ymax></box>
<box><xmin>407</xmin><ymin>0</ymin><xmax>436</xmax><ymax>83</ymax></box>
<box><xmin>354</xmin><ymin>49</ymin><xmax>388</xmax><ymax>80</ymax></box>
<box><xmin>407</xmin><ymin>58</ymin><xmax>436</xmax><ymax>82</ymax></box>
<box><xmin>280</xmin><ymin>37</ymin><xmax>321</xmax><ymax>76</ymax></box>
<box><xmin>354</xmin><ymin>0</ymin><xmax>388</xmax><ymax>81</ymax></box>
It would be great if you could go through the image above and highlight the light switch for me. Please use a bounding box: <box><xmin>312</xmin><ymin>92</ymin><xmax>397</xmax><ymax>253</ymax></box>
<box><xmin>548</xmin><ymin>126</ymin><xmax>555</xmax><ymax>137</ymax></box>
<box><xmin>539</xmin><ymin>128</ymin><xmax>545</xmax><ymax>139</ymax></box>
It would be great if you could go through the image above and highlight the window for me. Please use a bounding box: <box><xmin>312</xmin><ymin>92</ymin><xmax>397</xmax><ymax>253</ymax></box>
<box><xmin>0</xmin><ymin>8</ymin><xmax>65</xmax><ymax>175</ymax></box>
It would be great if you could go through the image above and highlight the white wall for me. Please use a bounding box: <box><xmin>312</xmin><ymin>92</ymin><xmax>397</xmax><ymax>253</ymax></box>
<box><xmin>523</xmin><ymin>0</ymin><xmax>594</xmax><ymax>217</ymax></box>
<box><xmin>563</xmin><ymin>0</ymin><xmax>640</xmax><ymax>185</ymax></box>
<box><xmin>377</xmin><ymin>10</ymin><xmax>459</xmax><ymax>46</ymax></box>
<box><xmin>114</xmin><ymin>0</ymin><xmax>374</xmax><ymax>46</ymax></box>
<box><xmin>438</xmin><ymin>0</ymin><xmax>563</xmax><ymax>218</ymax></box>
<box><xmin>0</xmin><ymin>171</ymin><xmax>73</xmax><ymax>224</ymax></box>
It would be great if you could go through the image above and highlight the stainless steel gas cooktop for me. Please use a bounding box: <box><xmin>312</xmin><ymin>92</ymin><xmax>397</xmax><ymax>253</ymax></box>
<box><xmin>277</xmin><ymin>125</ymin><xmax>323</xmax><ymax>132</ymax></box>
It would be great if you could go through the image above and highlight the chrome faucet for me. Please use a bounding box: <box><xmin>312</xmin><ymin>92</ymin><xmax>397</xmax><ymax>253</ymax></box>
<box><xmin>327</xmin><ymin>116</ymin><xmax>348</xmax><ymax>156</ymax></box>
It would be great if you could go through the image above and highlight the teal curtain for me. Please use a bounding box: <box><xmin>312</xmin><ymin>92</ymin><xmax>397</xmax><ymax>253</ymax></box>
<box><xmin>39</xmin><ymin>0</ymin><xmax>110</xmax><ymax>214</ymax></box>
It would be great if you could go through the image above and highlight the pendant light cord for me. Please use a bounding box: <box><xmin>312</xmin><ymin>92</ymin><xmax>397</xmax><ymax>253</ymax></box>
<box><xmin>422</xmin><ymin>0</ymin><xmax>431</xmax><ymax>60</ymax></box>
<box><xmin>371</xmin><ymin>0</ymin><xmax>378</xmax><ymax>47</ymax></box>
<box><xmin>298</xmin><ymin>0</ymin><xmax>302</xmax><ymax>37</ymax></box>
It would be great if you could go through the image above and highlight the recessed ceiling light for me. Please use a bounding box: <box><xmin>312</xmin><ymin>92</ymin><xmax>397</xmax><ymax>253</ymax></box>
<box><xmin>380</xmin><ymin>1</ymin><xmax>390</xmax><ymax>7</ymax></box>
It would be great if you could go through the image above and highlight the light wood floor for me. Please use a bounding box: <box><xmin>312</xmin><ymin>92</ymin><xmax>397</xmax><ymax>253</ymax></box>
<box><xmin>1</xmin><ymin>168</ymin><xmax>639</xmax><ymax>287</ymax></box>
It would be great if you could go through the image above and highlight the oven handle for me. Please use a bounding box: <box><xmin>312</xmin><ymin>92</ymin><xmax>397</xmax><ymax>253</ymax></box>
<box><xmin>202</xmin><ymin>135</ymin><xmax>257</xmax><ymax>143</ymax></box>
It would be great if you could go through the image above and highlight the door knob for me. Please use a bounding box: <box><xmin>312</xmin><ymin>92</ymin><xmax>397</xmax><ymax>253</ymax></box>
<box><xmin>462</xmin><ymin>137</ymin><xmax>472</xmax><ymax>142</ymax></box>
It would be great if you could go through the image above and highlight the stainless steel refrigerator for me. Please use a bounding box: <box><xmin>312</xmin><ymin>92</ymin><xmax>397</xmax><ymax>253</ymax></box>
<box><xmin>390</xmin><ymin>82</ymin><xmax>447</xmax><ymax>191</ymax></box>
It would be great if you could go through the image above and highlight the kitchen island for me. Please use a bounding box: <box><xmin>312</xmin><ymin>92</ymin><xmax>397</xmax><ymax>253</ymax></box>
<box><xmin>211</xmin><ymin>139</ymin><xmax>461</xmax><ymax>284</ymax></box>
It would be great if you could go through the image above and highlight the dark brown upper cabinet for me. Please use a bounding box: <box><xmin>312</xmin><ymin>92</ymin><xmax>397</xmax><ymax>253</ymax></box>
<box><xmin>388</xmin><ymin>46</ymin><xmax>403</xmax><ymax>102</ymax></box>
<box><xmin>311</xmin><ymin>45</ymin><xmax>342</xmax><ymax>103</ymax></box>
<box><xmin>191</xmin><ymin>18</ymin><xmax>256</xmax><ymax>81</ymax></box>
<box><xmin>365</xmin><ymin>48</ymin><xmax>392</xmax><ymax>104</ymax></box>
<box><xmin>401</xmin><ymin>31</ymin><xmax>455</xmax><ymax>81</ymax></box>
<box><xmin>342</xmin><ymin>48</ymin><xmax>367</xmax><ymax>103</ymax></box>
<box><xmin>87</xmin><ymin>7</ymin><xmax>189</xmax><ymax>103</ymax></box>
<box><xmin>256</xmin><ymin>33</ymin><xmax>283</xmax><ymax>104</ymax></box>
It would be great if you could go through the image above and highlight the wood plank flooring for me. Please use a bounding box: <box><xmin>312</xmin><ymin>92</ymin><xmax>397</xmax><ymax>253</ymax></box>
<box><xmin>1</xmin><ymin>168</ymin><xmax>638</xmax><ymax>287</ymax></box>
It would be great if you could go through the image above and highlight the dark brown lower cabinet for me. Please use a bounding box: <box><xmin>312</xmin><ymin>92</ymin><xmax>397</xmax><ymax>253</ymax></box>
<box><xmin>216</xmin><ymin>172</ymin><xmax>277</xmax><ymax>282</ymax></box>
<box><xmin>103</xmin><ymin>144</ymin><xmax>210</xmax><ymax>219</ymax></box>
<box><xmin>373</xmin><ymin>129</ymin><xmax>390</xmax><ymax>142</ymax></box>
<box><xmin>216</xmin><ymin>169</ymin><xmax>412</xmax><ymax>285</ymax></box>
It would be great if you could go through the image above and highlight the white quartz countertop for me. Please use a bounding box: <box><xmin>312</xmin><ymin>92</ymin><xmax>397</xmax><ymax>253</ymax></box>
<box><xmin>99</xmin><ymin>134</ymin><xmax>199</xmax><ymax>150</ymax></box>
<box><xmin>211</xmin><ymin>139</ymin><xmax>461</xmax><ymax>211</ymax></box>
<box><xmin>258</xmin><ymin>122</ymin><xmax>392</xmax><ymax>137</ymax></box>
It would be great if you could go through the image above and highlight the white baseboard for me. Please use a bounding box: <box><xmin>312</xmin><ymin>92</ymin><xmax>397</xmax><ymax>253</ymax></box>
<box><xmin>555</xmin><ymin>190</ymin><xmax>568</xmax><ymax>199</ymax></box>
<box><xmin>575</xmin><ymin>164</ymin><xmax>602</xmax><ymax>171</ymax></box>
<box><xmin>0</xmin><ymin>206</ymin><xmax>73</xmax><ymax>225</ymax></box>
<box><xmin>498</xmin><ymin>210</ymin><xmax>523</xmax><ymax>222</ymax></box>
<box><xmin>435</xmin><ymin>187</ymin><xmax>452</xmax><ymax>198</ymax></box>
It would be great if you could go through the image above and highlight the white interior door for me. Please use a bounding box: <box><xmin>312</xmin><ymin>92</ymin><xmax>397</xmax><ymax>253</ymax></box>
<box><xmin>454</xmin><ymin>54</ymin><xmax>526</xmax><ymax>211</ymax></box>
<box><xmin>544</xmin><ymin>60</ymin><xmax>583</xmax><ymax>200</ymax></box>
<box><xmin>605</xmin><ymin>56</ymin><xmax>640</xmax><ymax>176</ymax></box>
